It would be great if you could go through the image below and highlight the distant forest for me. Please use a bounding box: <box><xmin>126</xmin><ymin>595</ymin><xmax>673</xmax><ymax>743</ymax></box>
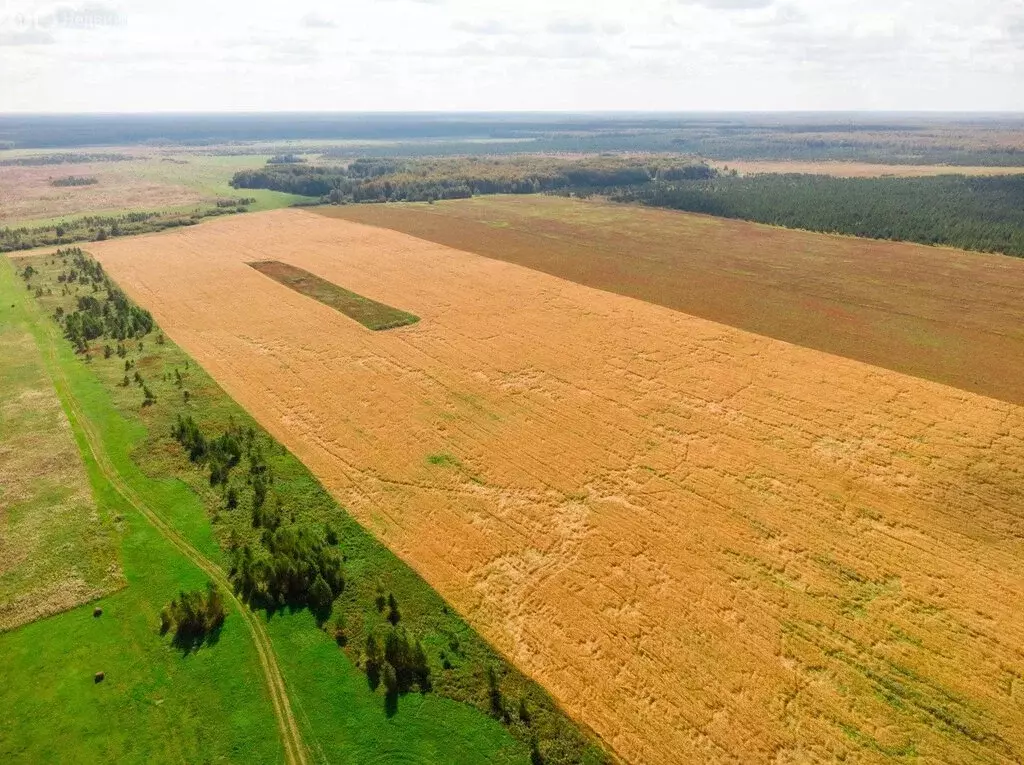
<box><xmin>604</xmin><ymin>174</ymin><xmax>1024</xmax><ymax>257</ymax></box>
<box><xmin>2</xmin><ymin>113</ymin><xmax>1023</xmax><ymax>165</ymax></box>
<box><xmin>230</xmin><ymin>156</ymin><xmax>715</xmax><ymax>203</ymax></box>
<box><xmin>231</xmin><ymin>153</ymin><xmax>1024</xmax><ymax>256</ymax></box>
<box><xmin>0</xmin><ymin>152</ymin><xmax>131</xmax><ymax>166</ymax></box>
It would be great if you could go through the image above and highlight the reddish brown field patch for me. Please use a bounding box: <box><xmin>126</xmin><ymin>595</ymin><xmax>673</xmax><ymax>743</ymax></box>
<box><xmin>323</xmin><ymin>195</ymin><xmax>1024</xmax><ymax>405</ymax></box>
<box><xmin>89</xmin><ymin>210</ymin><xmax>1024</xmax><ymax>764</ymax></box>
<box><xmin>712</xmin><ymin>160</ymin><xmax>1024</xmax><ymax>177</ymax></box>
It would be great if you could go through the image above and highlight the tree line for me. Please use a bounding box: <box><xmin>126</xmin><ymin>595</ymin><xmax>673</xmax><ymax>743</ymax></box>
<box><xmin>45</xmin><ymin>248</ymin><xmax>156</xmax><ymax>352</ymax></box>
<box><xmin>0</xmin><ymin>152</ymin><xmax>131</xmax><ymax>166</ymax></box>
<box><xmin>170</xmin><ymin>412</ymin><xmax>347</xmax><ymax>615</ymax></box>
<box><xmin>604</xmin><ymin>173</ymin><xmax>1024</xmax><ymax>257</ymax></box>
<box><xmin>0</xmin><ymin>203</ymin><xmax>252</xmax><ymax>253</ymax></box>
<box><xmin>50</xmin><ymin>175</ymin><xmax>99</xmax><ymax>187</ymax></box>
<box><xmin>230</xmin><ymin>155</ymin><xmax>716</xmax><ymax>203</ymax></box>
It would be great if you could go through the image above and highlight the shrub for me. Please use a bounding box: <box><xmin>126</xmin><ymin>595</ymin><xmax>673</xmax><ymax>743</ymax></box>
<box><xmin>160</xmin><ymin>582</ymin><xmax>227</xmax><ymax>646</ymax></box>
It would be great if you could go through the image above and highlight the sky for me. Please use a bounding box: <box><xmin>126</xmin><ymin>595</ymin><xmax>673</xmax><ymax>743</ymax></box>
<box><xmin>0</xmin><ymin>0</ymin><xmax>1022</xmax><ymax>112</ymax></box>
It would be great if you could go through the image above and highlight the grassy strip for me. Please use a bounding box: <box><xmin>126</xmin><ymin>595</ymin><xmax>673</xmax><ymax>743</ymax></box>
<box><xmin>19</xmin><ymin>250</ymin><xmax>605</xmax><ymax>763</ymax></box>
<box><xmin>0</xmin><ymin>257</ymin><xmax>285</xmax><ymax>763</ymax></box>
<box><xmin>0</xmin><ymin>273</ymin><xmax>122</xmax><ymax>631</ymax></box>
<box><xmin>249</xmin><ymin>260</ymin><xmax>420</xmax><ymax>331</ymax></box>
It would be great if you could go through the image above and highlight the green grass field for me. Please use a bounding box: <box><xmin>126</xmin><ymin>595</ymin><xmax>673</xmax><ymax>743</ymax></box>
<box><xmin>1</xmin><ymin>250</ymin><xmax>603</xmax><ymax>763</ymax></box>
<box><xmin>0</xmin><ymin>258</ymin><xmax>284</xmax><ymax>763</ymax></box>
<box><xmin>249</xmin><ymin>260</ymin><xmax>420</xmax><ymax>331</ymax></box>
<box><xmin>129</xmin><ymin>153</ymin><xmax>313</xmax><ymax>214</ymax></box>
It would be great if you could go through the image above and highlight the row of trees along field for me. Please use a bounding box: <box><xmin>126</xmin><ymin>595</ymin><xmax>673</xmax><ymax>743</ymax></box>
<box><xmin>50</xmin><ymin>175</ymin><xmax>99</xmax><ymax>187</ymax></box>
<box><xmin>37</xmin><ymin>248</ymin><xmax>156</xmax><ymax>353</ymax></box>
<box><xmin>0</xmin><ymin>201</ymin><xmax>255</xmax><ymax>252</ymax></box>
<box><xmin>167</xmin><ymin>375</ymin><xmax>601</xmax><ymax>761</ymax></box>
<box><xmin>230</xmin><ymin>155</ymin><xmax>716</xmax><ymax>202</ymax></box>
<box><xmin>603</xmin><ymin>173</ymin><xmax>1024</xmax><ymax>257</ymax></box>
<box><xmin>0</xmin><ymin>152</ymin><xmax>131</xmax><ymax>166</ymax></box>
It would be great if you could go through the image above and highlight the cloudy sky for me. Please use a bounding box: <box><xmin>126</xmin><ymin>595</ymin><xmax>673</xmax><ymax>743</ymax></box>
<box><xmin>1</xmin><ymin>0</ymin><xmax>1022</xmax><ymax>112</ymax></box>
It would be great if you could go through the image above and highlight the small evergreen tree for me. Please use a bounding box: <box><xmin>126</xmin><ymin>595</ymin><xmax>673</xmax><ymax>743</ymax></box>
<box><xmin>487</xmin><ymin>665</ymin><xmax>504</xmax><ymax>719</ymax></box>
<box><xmin>365</xmin><ymin>632</ymin><xmax>382</xmax><ymax>689</ymax></box>
<box><xmin>382</xmin><ymin>661</ymin><xmax>399</xmax><ymax>698</ymax></box>
<box><xmin>309</xmin><ymin>574</ymin><xmax>333</xmax><ymax>614</ymax></box>
<box><xmin>519</xmin><ymin>696</ymin><xmax>532</xmax><ymax>726</ymax></box>
<box><xmin>387</xmin><ymin>593</ymin><xmax>401</xmax><ymax>625</ymax></box>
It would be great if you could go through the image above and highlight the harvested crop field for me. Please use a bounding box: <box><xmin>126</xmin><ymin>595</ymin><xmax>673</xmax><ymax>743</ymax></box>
<box><xmin>87</xmin><ymin>209</ymin><xmax>1024</xmax><ymax>764</ymax></box>
<box><xmin>324</xmin><ymin>196</ymin><xmax>1024</xmax><ymax>406</ymax></box>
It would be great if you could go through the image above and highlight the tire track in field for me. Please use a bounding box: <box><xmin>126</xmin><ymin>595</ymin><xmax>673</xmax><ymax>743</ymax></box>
<box><xmin>26</xmin><ymin>299</ymin><xmax>311</xmax><ymax>765</ymax></box>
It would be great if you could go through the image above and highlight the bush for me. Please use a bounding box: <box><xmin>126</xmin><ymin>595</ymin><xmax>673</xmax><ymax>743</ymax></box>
<box><xmin>231</xmin><ymin>525</ymin><xmax>344</xmax><ymax>608</ymax></box>
<box><xmin>160</xmin><ymin>582</ymin><xmax>227</xmax><ymax>646</ymax></box>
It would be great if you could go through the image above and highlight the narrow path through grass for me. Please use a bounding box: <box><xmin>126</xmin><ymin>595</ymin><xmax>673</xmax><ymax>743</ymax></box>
<box><xmin>11</xmin><ymin>265</ymin><xmax>310</xmax><ymax>765</ymax></box>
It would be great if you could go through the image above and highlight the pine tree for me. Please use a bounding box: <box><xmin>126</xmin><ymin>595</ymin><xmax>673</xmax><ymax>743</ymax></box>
<box><xmin>309</xmin><ymin>574</ymin><xmax>333</xmax><ymax>613</ymax></box>
<box><xmin>382</xmin><ymin>661</ymin><xmax>399</xmax><ymax>697</ymax></box>
<box><xmin>387</xmin><ymin>593</ymin><xmax>401</xmax><ymax>625</ymax></box>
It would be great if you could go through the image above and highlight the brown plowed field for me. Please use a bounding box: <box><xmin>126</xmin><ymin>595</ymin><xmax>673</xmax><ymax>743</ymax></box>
<box><xmin>322</xmin><ymin>196</ymin><xmax>1024</xmax><ymax>405</ymax></box>
<box><xmin>89</xmin><ymin>209</ymin><xmax>1024</xmax><ymax>764</ymax></box>
<box><xmin>710</xmin><ymin>161</ymin><xmax>1024</xmax><ymax>177</ymax></box>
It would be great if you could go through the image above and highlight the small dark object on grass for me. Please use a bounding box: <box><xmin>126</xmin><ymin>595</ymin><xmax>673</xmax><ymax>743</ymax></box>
<box><xmin>94</xmin><ymin>671</ymin><xmax>105</xmax><ymax>683</ymax></box>
<box><xmin>93</xmin><ymin>607</ymin><xmax>103</xmax><ymax>617</ymax></box>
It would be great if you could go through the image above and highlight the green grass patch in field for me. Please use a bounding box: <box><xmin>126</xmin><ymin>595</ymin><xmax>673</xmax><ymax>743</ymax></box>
<box><xmin>249</xmin><ymin>260</ymin><xmax>420</xmax><ymax>331</ymax></box>
<box><xmin>426</xmin><ymin>453</ymin><xmax>462</xmax><ymax>468</ymax></box>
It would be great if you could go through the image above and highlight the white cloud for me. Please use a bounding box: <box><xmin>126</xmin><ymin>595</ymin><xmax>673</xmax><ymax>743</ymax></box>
<box><xmin>452</xmin><ymin>19</ymin><xmax>512</xmax><ymax>35</ymax></box>
<box><xmin>682</xmin><ymin>0</ymin><xmax>774</xmax><ymax>9</ymax></box>
<box><xmin>0</xmin><ymin>0</ymin><xmax>1021</xmax><ymax>111</ymax></box>
<box><xmin>0</xmin><ymin>28</ymin><xmax>55</xmax><ymax>45</ymax></box>
<box><xmin>547</xmin><ymin>18</ymin><xmax>596</xmax><ymax>35</ymax></box>
<box><xmin>300</xmin><ymin>12</ymin><xmax>335</xmax><ymax>29</ymax></box>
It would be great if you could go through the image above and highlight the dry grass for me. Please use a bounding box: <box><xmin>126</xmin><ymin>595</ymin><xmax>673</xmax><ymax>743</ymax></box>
<box><xmin>323</xmin><ymin>196</ymin><xmax>1024</xmax><ymax>405</ymax></box>
<box><xmin>0</xmin><ymin>271</ymin><xmax>123</xmax><ymax>631</ymax></box>
<box><xmin>711</xmin><ymin>160</ymin><xmax>1024</xmax><ymax>177</ymax></box>
<box><xmin>0</xmin><ymin>158</ymin><xmax>207</xmax><ymax>225</ymax></box>
<box><xmin>87</xmin><ymin>210</ymin><xmax>1024</xmax><ymax>764</ymax></box>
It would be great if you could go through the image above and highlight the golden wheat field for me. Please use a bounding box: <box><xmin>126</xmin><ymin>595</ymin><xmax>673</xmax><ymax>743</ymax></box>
<box><xmin>87</xmin><ymin>209</ymin><xmax>1024</xmax><ymax>764</ymax></box>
